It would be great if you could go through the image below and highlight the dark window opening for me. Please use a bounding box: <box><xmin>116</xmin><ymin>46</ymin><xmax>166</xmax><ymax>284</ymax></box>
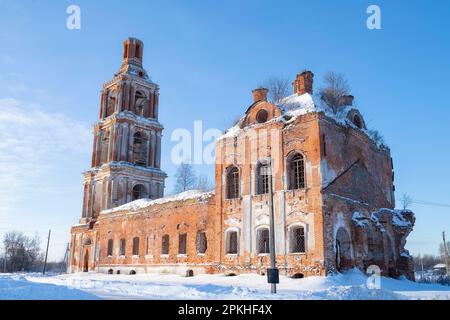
<box><xmin>135</xmin><ymin>44</ymin><xmax>141</xmax><ymax>59</ymax></box>
<box><xmin>119</xmin><ymin>238</ymin><xmax>126</xmax><ymax>256</ymax></box>
<box><xmin>133</xmin><ymin>132</ymin><xmax>147</xmax><ymax>166</ymax></box>
<box><xmin>288</xmin><ymin>153</ymin><xmax>305</xmax><ymax>190</ymax></box>
<box><xmin>353</xmin><ymin>115</ymin><xmax>362</xmax><ymax>129</ymax></box>
<box><xmin>132</xmin><ymin>237</ymin><xmax>140</xmax><ymax>256</ymax></box>
<box><xmin>226</xmin><ymin>166</ymin><xmax>240</xmax><ymax>199</ymax></box>
<box><xmin>322</xmin><ymin>134</ymin><xmax>327</xmax><ymax>157</ymax></box>
<box><xmin>256</xmin><ymin>109</ymin><xmax>268</xmax><ymax>123</ymax></box>
<box><xmin>226</xmin><ymin>231</ymin><xmax>238</xmax><ymax>254</ymax></box>
<box><xmin>196</xmin><ymin>231</ymin><xmax>207</xmax><ymax>254</ymax></box>
<box><xmin>162</xmin><ymin>234</ymin><xmax>169</xmax><ymax>255</ymax></box>
<box><xmin>257</xmin><ymin>162</ymin><xmax>270</xmax><ymax>195</ymax></box>
<box><xmin>132</xmin><ymin>184</ymin><xmax>147</xmax><ymax>201</ymax></box>
<box><xmin>289</xmin><ymin>226</ymin><xmax>306</xmax><ymax>253</ymax></box>
<box><xmin>134</xmin><ymin>91</ymin><xmax>146</xmax><ymax>117</ymax></box>
<box><xmin>257</xmin><ymin>228</ymin><xmax>270</xmax><ymax>254</ymax></box>
<box><xmin>107</xmin><ymin>239</ymin><xmax>113</xmax><ymax>256</ymax></box>
<box><xmin>178</xmin><ymin>233</ymin><xmax>187</xmax><ymax>255</ymax></box>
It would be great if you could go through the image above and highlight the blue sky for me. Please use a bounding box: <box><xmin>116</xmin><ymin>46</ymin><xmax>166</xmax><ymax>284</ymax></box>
<box><xmin>0</xmin><ymin>0</ymin><xmax>449</xmax><ymax>261</ymax></box>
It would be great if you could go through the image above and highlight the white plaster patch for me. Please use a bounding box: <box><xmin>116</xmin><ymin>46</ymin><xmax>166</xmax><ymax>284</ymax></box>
<box><xmin>320</xmin><ymin>159</ymin><xmax>337</xmax><ymax>187</ymax></box>
<box><xmin>225</xmin><ymin>217</ymin><xmax>241</xmax><ymax>227</ymax></box>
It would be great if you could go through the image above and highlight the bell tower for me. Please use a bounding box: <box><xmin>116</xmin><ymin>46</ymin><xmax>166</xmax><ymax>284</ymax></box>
<box><xmin>80</xmin><ymin>38</ymin><xmax>166</xmax><ymax>224</ymax></box>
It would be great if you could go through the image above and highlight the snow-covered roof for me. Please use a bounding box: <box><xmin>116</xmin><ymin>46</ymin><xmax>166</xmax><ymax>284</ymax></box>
<box><xmin>433</xmin><ymin>263</ymin><xmax>447</xmax><ymax>269</ymax></box>
<box><xmin>101</xmin><ymin>189</ymin><xmax>214</xmax><ymax>215</ymax></box>
<box><xmin>218</xmin><ymin>92</ymin><xmax>387</xmax><ymax>149</ymax></box>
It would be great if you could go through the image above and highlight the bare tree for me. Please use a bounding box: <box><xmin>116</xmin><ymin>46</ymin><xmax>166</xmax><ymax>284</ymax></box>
<box><xmin>196</xmin><ymin>175</ymin><xmax>214</xmax><ymax>192</ymax></box>
<box><xmin>3</xmin><ymin>231</ymin><xmax>42</xmax><ymax>273</ymax></box>
<box><xmin>262</xmin><ymin>76</ymin><xmax>290</xmax><ymax>103</ymax></box>
<box><xmin>318</xmin><ymin>71</ymin><xmax>351</xmax><ymax>114</ymax></box>
<box><xmin>401</xmin><ymin>193</ymin><xmax>413</xmax><ymax>210</ymax></box>
<box><xmin>174</xmin><ymin>162</ymin><xmax>197</xmax><ymax>193</ymax></box>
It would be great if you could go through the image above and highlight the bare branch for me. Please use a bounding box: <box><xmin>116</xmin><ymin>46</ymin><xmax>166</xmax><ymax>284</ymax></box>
<box><xmin>261</xmin><ymin>76</ymin><xmax>290</xmax><ymax>103</ymax></box>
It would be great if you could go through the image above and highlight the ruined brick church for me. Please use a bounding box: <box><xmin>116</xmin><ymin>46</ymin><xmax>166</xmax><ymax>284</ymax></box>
<box><xmin>69</xmin><ymin>38</ymin><xmax>415</xmax><ymax>279</ymax></box>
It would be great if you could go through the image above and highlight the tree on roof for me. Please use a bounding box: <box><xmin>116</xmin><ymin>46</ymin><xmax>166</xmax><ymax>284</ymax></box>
<box><xmin>318</xmin><ymin>71</ymin><xmax>351</xmax><ymax>114</ymax></box>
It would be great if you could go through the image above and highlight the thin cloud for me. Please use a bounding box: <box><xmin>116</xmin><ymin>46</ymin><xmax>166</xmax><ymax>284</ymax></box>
<box><xmin>0</xmin><ymin>98</ymin><xmax>92</xmax><ymax>217</ymax></box>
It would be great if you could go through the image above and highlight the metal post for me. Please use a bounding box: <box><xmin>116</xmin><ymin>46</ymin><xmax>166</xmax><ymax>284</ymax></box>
<box><xmin>267</xmin><ymin>158</ymin><xmax>278</xmax><ymax>293</ymax></box>
<box><xmin>43</xmin><ymin>229</ymin><xmax>51</xmax><ymax>275</ymax></box>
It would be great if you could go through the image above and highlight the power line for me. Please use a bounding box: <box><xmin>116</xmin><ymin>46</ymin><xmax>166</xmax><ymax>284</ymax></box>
<box><xmin>411</xmin><ymin>200</ymin><xmax>450</xmax><ymax>208</ymax></box>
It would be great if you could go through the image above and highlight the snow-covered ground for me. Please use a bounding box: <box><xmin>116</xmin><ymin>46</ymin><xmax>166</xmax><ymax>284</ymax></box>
<box><xmin>1</xmin><ymin>269</ymin><xmax>450</xmax><ymax>300</ymax></box>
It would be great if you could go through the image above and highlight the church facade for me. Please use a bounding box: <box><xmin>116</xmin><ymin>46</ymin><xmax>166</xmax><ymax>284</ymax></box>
<box><xmin>69</xmin><ymin>38</ymin><xmax>415</xmax><ymax>279</ymax></box>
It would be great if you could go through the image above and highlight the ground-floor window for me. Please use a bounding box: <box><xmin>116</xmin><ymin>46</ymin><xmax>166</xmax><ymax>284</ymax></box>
<box><xmin>196</xmin><ymin>231</ymin><xmax>207</xmax><ymax>254</ymax></box>
<box><xmin>107</xmin><ymin>239</ymin><xmax>113</xmax><ymax>256</ymax></box>
<box><xmin>226</xmin><ymin>230</ymin><xmax>238</xmax><ymax>254</ymax></box>
<box><xmin>257</xmin><ymin>228</ymin><xmax>270</xmax><ymax>254</ymax></box>
<box><xmin>289</xmin><ymin>226</ymin><xmax>305</xmax><ymax>253</ymax></box>
<box><xmin>179</xmin><ymin>233</ymin><xmax>187</xmax><ymax>255</ymax></box>
<box><xmin>161</xmin><ymin>234</ymin><xmax>169</xmax><ymax>255</ymax></box>
<box><xmin>132</xmin><ymin>237</ymin><xmax>140</xmax><ymax>255</ymax></box>
<box><xmin>119</xmin><ymin>238</ymin><xmax>126</xmax><ymax>256</ymax></box>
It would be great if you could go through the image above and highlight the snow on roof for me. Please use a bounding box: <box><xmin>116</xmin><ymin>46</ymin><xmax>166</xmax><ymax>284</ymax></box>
<box><xmin>101</xmin><ymin>189</ymin><xmax>214</xmax><ymax>215</ymax></box>
<box><xmin>218</xmin><ymin>93</ymin><xmax>386</xmax><ymax>148</ymax></box>
<box><xmin>433</xmin><ymin>263</ymin><xmax>447</xmax><ymax>269</ymax></box>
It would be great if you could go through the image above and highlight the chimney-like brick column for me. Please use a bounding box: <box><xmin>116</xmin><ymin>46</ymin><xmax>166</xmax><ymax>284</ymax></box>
<box><xmin>252</xmin><ymin>87</ymin><xmax>268</xmax><ymax>103</ymax></box>
<box><xmin>338</xmin><ymin>95</ymin><xmax>354</xmax><ymax>106</ymax></box>
<box><xmin>293</xmin><ymin>70</ymin><xmax>314</xmax><ymax>95</ymax></box>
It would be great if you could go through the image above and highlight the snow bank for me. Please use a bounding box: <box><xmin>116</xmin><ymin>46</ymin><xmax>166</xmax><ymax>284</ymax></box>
<box><xmin>0</xmin><ymin>274</ymin><xmax>99</xmax><ymax>300</ymax></box>
<box><xmin>102</xmin><ymin>190</ymin><xmax>214</xmax><ymax>214</ymax></box>
<box><xmin>3</xmin><ymin>268</ymin><xmax>450</xmax><ymax>300</ymax></box>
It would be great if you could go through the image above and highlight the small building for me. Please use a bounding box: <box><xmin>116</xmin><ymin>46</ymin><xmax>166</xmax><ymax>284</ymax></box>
<box><xmin>432</xmin><ymin>263</ymin><xmax>448</xmax><ymax>275</ymax></box>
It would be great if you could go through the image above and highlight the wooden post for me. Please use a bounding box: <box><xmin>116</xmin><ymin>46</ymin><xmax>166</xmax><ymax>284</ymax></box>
<box><xmin>42</xmin><ymin>229</ymin><xmax>51</xmax><ymax>275</ymax></box>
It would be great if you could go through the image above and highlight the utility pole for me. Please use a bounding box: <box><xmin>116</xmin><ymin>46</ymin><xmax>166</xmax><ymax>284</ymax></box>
<box><xmin>267</xmin><ymin>157</ymin><xmax>279</xmax><ymax>294</ymax></box>
<box><xmin>42</xmin><ymin>229</ymin><xmax>51</xmax><ymax>275</ymax></box>
<box><xmin>443</xmin><ymin>231</ymin><xmax>449</xmax><ymax>276</ymax></box>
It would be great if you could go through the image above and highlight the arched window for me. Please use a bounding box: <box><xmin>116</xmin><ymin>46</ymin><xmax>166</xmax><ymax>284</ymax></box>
<box><xmin>119</xmin><ymin>238</ymin><xmax>126</xmax><ymax>256</ymax></box>
<box><xmin>132</xmin><ymin>184</ymin><xmax>147</xmax><ymax>201</ymax></box>
<box><xmin>289</xmin><ymin>226</ymin><xmax>306</xmax><ymax>253</ymax></box>
<box><xmin>107</xmin><ymin>239</ymin><xmax>113</xmax><ymax>256</ymax></box>
<box><xmin>226</xmin><ymin>166</ymin><xmax>240</xmax><ymax>199</ymax></box>
<box><xmin>134</xmin><ymin>91</ymin><xmax>146</xmax><ymax>117</ymax></box>
<box><xmin>132</xmin><ymin>237</ymin><xmax>140</xmax><ymax>256</ymax></box>
<box><xmin>353</xmin><ymin>115</ymin><xmax>362</xmax><ymax>129</ymax></box>
<box><xmin>133</xmin><ymin>132</ymin><xmax>147</xmax><ymax>166</ymax></box>
<box><xmin>288</xmin><ymin>153</ymin><xmax>305</xmax><ymax>190</ymax></box>
<box><xmin>226</xmin><ymin>230</ymin><xmax>238</xmax><ymax>254</ymax></box>
<box><xmin>106</xmin><ymin>91</ymin><xmax>117</xmax><ymax>117</ymax></box>
<box><xmin>100</xmin><ymin>130</ymin><xmax>110</xmax><ymax>165</ymax></box>
<box><xmin>257</xmin><ymin>228</ymin><xmax>270</xmax><ymax>254</ymax></box>
<box><xmin>196</xmin><ymin>231</ymin><xmax>207</xmax><ymax>254</ymax></box>
<box><xmin>256</xmin><ymin>161</ymin><xmax>270</xmax><ymax>195</ymax></box>
<box><xmin>178</xmin><ymin>233</ymin><xmax>187</xmax><ymax>255</ymax></box>
<box><xmin>161</xmin><ymin>234</ymin><xmax>169</xmax><ymax>255</ymax></box>
<box><xmin>256</xmin><ymin>109</ymin><xmax>268</xmax><ymax>123</ymax></box>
